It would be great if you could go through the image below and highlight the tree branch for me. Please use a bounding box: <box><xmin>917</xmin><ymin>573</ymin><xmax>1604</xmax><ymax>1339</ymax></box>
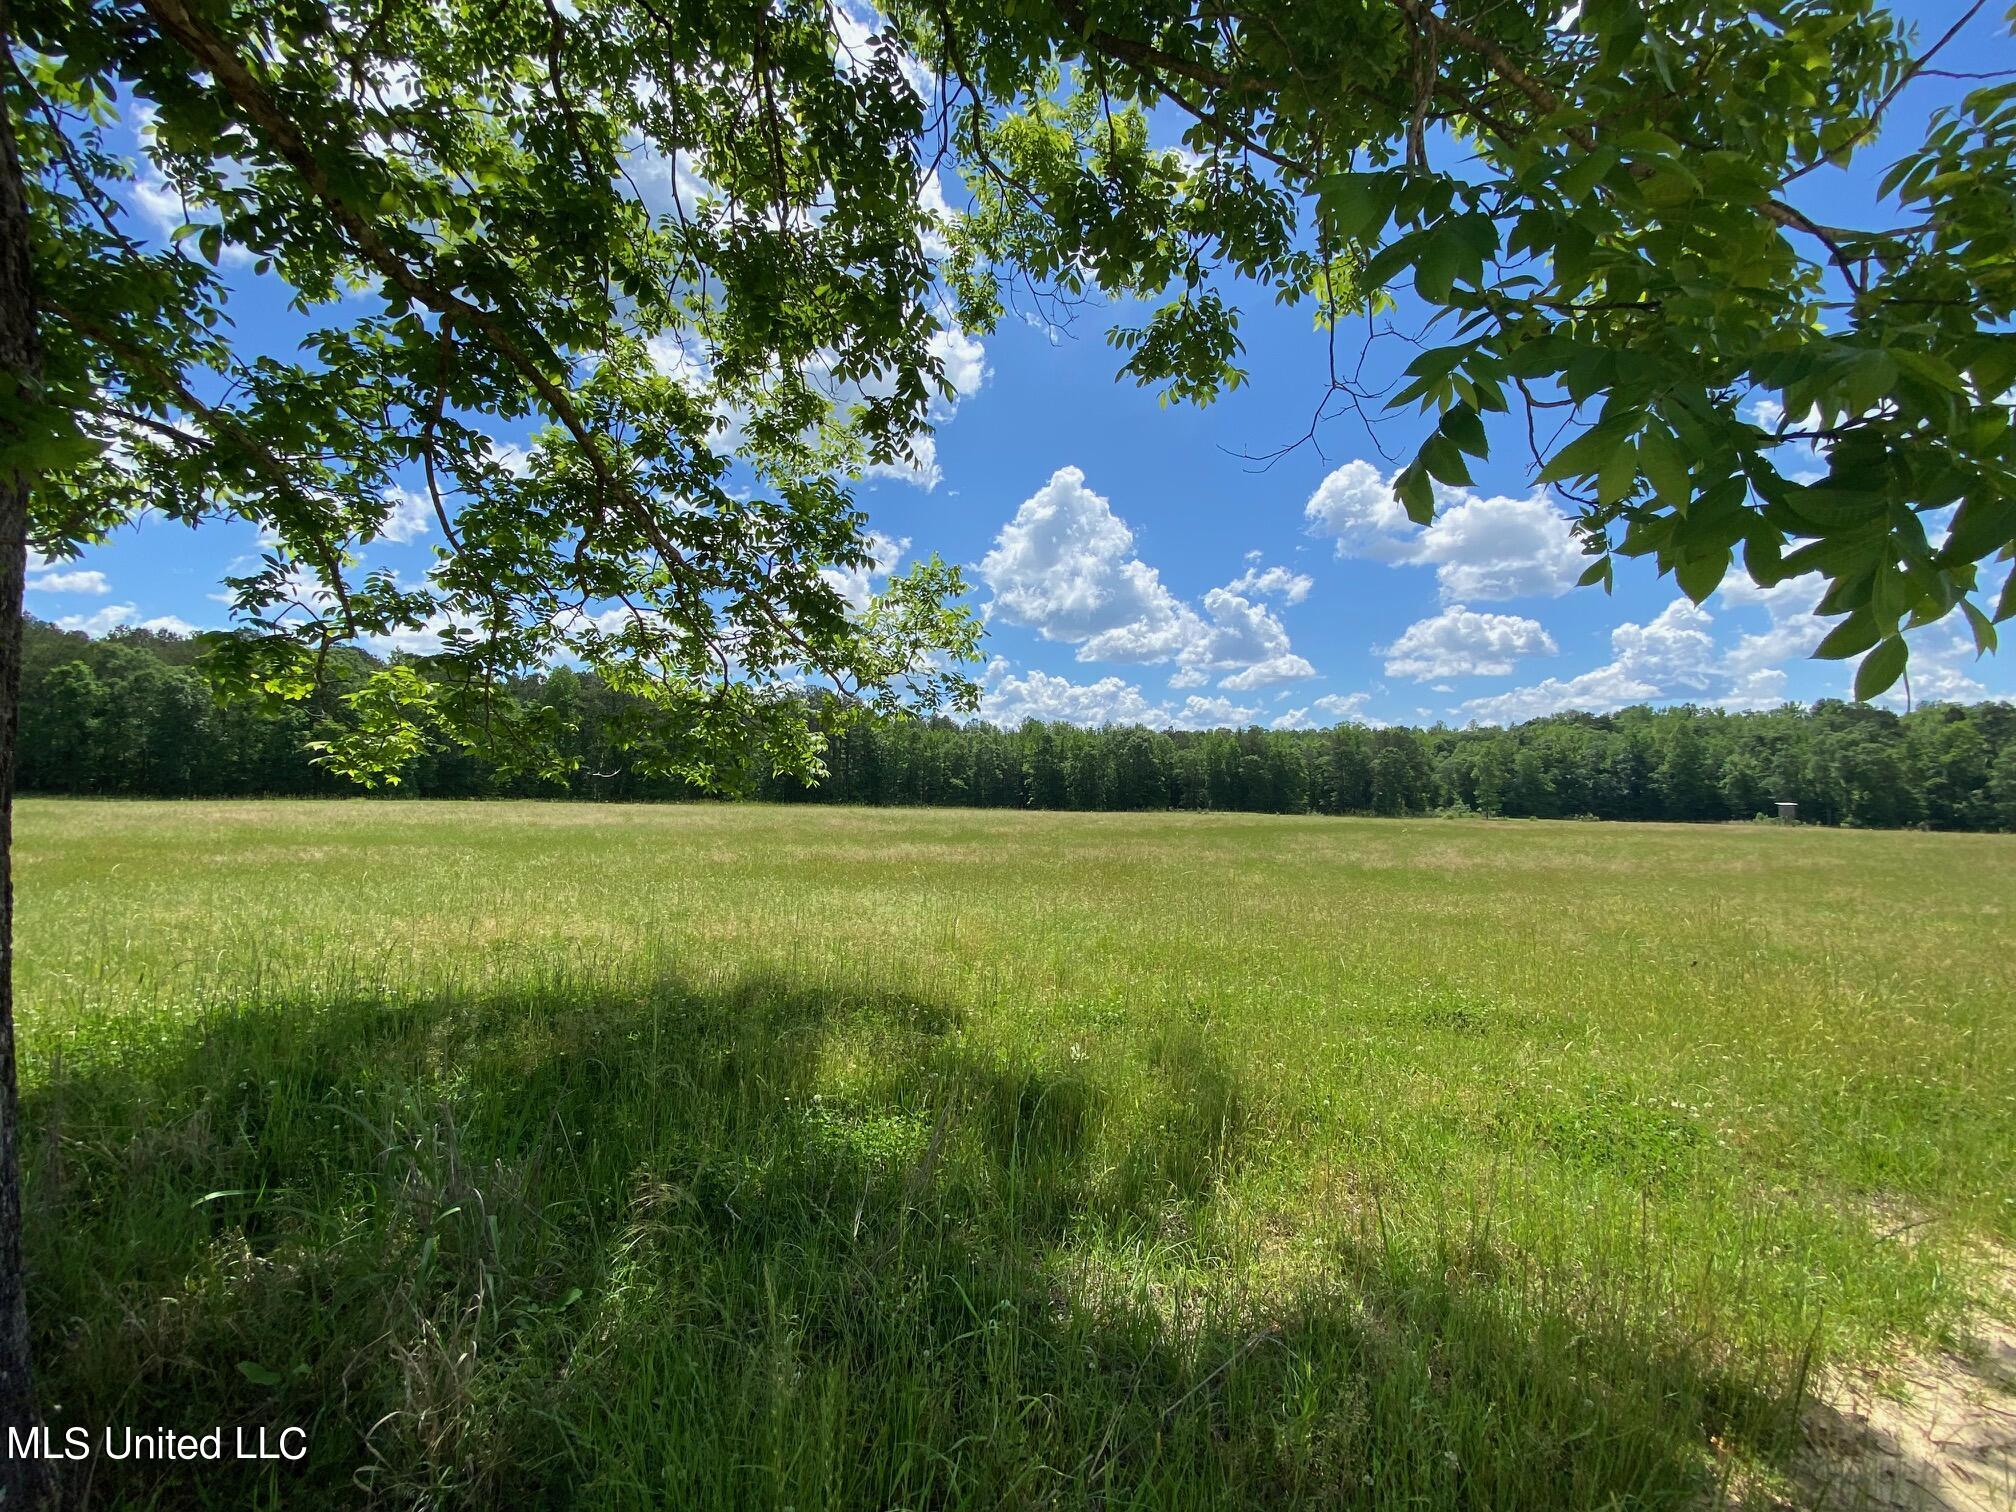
<box><xmin>1780</xmin><ymin>0</ymin><xmax>1993</xmax><ymax>187</ymax></box>
<box><xmin>134</xmin><ymin>0</ymin><xmax>708</xmax><ymax>583</ymax></box>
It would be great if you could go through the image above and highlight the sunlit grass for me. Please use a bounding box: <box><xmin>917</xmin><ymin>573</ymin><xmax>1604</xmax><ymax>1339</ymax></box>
<box><xmin>16</xmin><ymin>800</ymin><xmax>2016</xmax><ymax>1506</ymax></box>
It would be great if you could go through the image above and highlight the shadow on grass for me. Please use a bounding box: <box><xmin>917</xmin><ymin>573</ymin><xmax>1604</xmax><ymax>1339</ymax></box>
<box><xmin>23</xmin><ymin>971</ymin><xmax>1803</xmax><ymax>1509</ymax></box>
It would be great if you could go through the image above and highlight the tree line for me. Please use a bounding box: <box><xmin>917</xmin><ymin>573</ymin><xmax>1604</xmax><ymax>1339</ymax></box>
<box><xmin>20</xmin><ymin>618</ymin><xmax>2016</xmax><ymax>831</ymax></box>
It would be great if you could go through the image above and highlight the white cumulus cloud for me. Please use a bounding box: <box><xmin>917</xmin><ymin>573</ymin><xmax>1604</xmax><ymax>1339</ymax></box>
<box><xmin>980</xmin><ymin>466</ymin><xmax>1317</xmax><ymax>690</ymax></box>
<box><xmin>375</xmin><ymin>486</ymin><xmax>433</xmax><ymax>545</ymax></box>
<box><xmin>976</xmin><ymin>659</ymin><xmax>1261</xmax><ymax>729</ymax></box>
<box><xmin>1710</xmin><ymin>560</ymin><xmax>2005</xmax><ymax>709</ymax></box>
<box><xmin>820</xmin><ymin>531</ymin><xmax>909</xmax><ymax>612</ymax></box>
<box><xmin>642</xmin><ymin>312</ymin><xmax>988</xmax><ymax>494</ymax></box>
<box><xmin>1218</xmin><ymin>653</ymin><xmax>1318</xmax><ymax>691</ymax></box>
<box><xmin>1312</xmin><ymin>692</ymin><xmax>1385</xmax><ymax>726</ymax></box>
<box><xmin>1226</xmin><ymin>563</ymin><xmax>1313</xmax><ymax>605</ymax></box>
<box><xmin>981</xmin><ymin>466</ymin><xmax>1200</xmax><ymax>655</ymax></box>
<box><xmin>926</xmin><ymin>327</ymin><xmax>989</xmax><ymax>408</ymax></box>
<box><xmin>1184</xmin><ymin>586</ymin><xmax>1311</xmax><ymax>686</ymax></box>
<box><xmin>863</xmin><ymin>434</ymin><xmax>944</xmax><ymax>491</ymax></box>
<box><xmin>1381</xmin><ymin>605</ymin><xmax>1557</xmax><ymax>680</ymax></box>
<box><xmin>1458</xmin><ymin>598</ymin><xmax>1774</xmax><ymax>724</ymax></box>
<box><xmin>27</xmin><ymin>568</ymin><xmax>110</xmax><ymax>595</ymax></box>
<box><xmin>1457</xmin><ymin>664</ymin><xmax>1663</xmax><ymax>725</ymax></box>
<box><xmin>1869</xmin><ymin>620</ymin><xmax>1991</xmax><ymax>709</ymax></box>
<box><xmin>58</xmin><ymin>603</ymin><xmax>198</xmax><ymax>637</ymax></box>
<box><xmin>1608</xmin><ymin>598</ymin><xmax>1719</xmax><ymax>686</ymax></box>
<box><xmin>1304</xmin><ymin>460</ymin><xmax>1586</xmax><ymax>602</ymax></box>
<box><xmin>864</xmin><ymin>329</ymin><xmax>992</xmax><ymax>486</ymax></box>
<box><xmin>1167</xmin><ymin>695</ymin><xmax>1263</xmax><ymax>729</ymax></box>
<box><xmin>1273</xmin><ymin>692</ymin><xmax>1385</xmax><ymax>730</ymax></box>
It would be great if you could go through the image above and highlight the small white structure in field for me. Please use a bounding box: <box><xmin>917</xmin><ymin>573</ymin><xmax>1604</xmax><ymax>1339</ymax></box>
<box><xmin>1775</xmin><ymin>801</ymin><xmax>1798</xmax><ymax>823</ymax></box>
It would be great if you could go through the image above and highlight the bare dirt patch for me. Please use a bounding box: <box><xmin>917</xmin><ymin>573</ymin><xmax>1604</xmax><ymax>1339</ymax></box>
<box><xmin>1794</xmin><ymin>1252</ymin><xmax>2016</xmax><ymax>1510</ymax></box>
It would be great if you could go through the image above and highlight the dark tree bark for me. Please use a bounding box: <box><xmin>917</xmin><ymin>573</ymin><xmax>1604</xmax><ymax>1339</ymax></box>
<box><xmin>0</xmin><ymin>5</ymin><xmax>46</xmax><ymax>1503</ymax></box>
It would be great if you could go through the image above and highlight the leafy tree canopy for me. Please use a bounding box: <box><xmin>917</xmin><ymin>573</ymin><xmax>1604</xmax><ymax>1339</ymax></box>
<box><xmin>9</xmin><ymin>0</ymin><xmax>2015</xmax><ymax>786</ymax></box>
<box><xmin>13</xmin><ymin>0</ymin><xmax>987</xmax><ymax>786</ymax></box>
<box><xmin>898</xmin><ymin>0</ymin><xmax>2016</xmax><ymax>702</ymax></box>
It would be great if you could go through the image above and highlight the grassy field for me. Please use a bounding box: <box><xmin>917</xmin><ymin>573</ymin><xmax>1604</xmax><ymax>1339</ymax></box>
<box><xmin>14</xmin><ymin>800</ymin><xmax>2016</xmax><ymax>1508</ymax></box>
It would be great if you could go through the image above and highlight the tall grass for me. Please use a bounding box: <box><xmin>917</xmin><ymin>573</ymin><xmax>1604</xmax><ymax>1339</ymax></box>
<box><xmin>15</xmin><ymin>800</ymin><xmax>2016</xmax><ymax>1507</ymax></box>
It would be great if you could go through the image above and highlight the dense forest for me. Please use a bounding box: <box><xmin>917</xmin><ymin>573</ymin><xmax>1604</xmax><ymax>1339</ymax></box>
<box><xmin>19</xmin><ymin>618</ymin><xmax>2016</xmax><ymax>830</ymax></box>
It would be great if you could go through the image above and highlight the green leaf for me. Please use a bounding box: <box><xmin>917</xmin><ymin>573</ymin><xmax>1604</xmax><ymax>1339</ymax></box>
<box><xmin>1395</xmin><ymin>462</ymin><xmax>1435</xmax><ymax>525</ymax></box>
<box><xmin>1449</xmin><ymin>213</ymin><xmax>1498</xmax><ymax>265</ymax></box>
<box><xmin>1960</xmin><ymin>599</ymin><xmax>1998</xmax><ymax>654</ymax></box>
<box><xmin>1891</xmin><ymin>349</ymin><xmax>1966</xmax><ymax>395</ymax></box>
<box><xmin>1814</xmin><ymin>608</ymin><xmax>1881</xmax><ymax>660</ymax></box>
<box><xmin>1853</xmin><ymin>635</ymin><xmax>1907</xmax><ymax>701</ymax></box>
<box><xmin>1837</xmin><ymin>349</ymin><xmax>1898</xmax><ymax>418</ymax></box>
<box><xmin>1412</xmin><ymin>230</ymin><xmax>1463</xmax><ymax>302</ymax></box>
<box><xmin>1420</xmin><ymin>433</ymin><xmax>1473</xmax><ymax>487</ymax></box>
<box><xmin>1440</xmin><ymin>403</ymin><xmax>1489</xmax><ymax>458</ymax></box>
<box><xmin>1596</xmin><ymin>439</ymin><xmax>1638</xmax><ymax>506</ymax></box>
<box><xmin>1403</xmin><ymin>345</ymin><xmax>1469</xmax><ymax>381</ymax></box>
<box><xmin>1615</xmin><ymin>128</ymin><xmax>1684</xmax><ymax>158</ymax></box>
<box><xmin>238</xmin><ymin>1361</ymin><xmax>284</xmax><ymax>1387</ymax></box>
<box><xmin>1576</xmin><ymin>556</ymin><xmax>1614</xmax><ymax>591</ymax></box>
<box><xmin>1559</xmin><ymin>146</ymin><xmax>1617</xmax><ymax>201</ymax></box>
<box><xmin>1635</xmin><ymin>422</ymin><xmax>1689</xmax><ymax>505</ymax></box>
<box><xmin>1317</xmin><ymin>171</ymin><xmax>1400</xmax><ymax>243</ymax></box>
<box><xmin>1939</xmin><ymin>494</ymin><xmax>2016</xmax><ymax>565</ymax></box>
<box><xmin>1674</xmin><ymin>549</ymin><xmax>1728</xmax><ymax>605</ymax></box>
<box><xmin>1537</xmin><ymin>419</ymin><xmax>1633</xmax><ymax>484</ymax></box>
<box><xmin>1360</xmin><ymin>229</ymin><xmax>1427</xmax><ymax>292</ymax></box>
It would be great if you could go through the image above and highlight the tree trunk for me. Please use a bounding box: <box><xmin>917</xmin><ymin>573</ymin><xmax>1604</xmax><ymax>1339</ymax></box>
<box><xmin>0</xmin><ymin>7</ymin><xmax>46</xmax><ymax>1503</ymax></box>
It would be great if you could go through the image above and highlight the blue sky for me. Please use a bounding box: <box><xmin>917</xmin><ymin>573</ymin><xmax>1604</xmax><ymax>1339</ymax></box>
<box><xmin>31</xmin><ymin>0</ymin><xmax>2014</xmax><ymax>729</ymax></box>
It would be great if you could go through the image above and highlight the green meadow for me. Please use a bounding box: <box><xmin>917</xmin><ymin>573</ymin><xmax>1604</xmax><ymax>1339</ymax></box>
<box><xmin>15</xmin><ymin>800</ymin><xmax>2015</xmax><ymax>1507</ymax></box>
